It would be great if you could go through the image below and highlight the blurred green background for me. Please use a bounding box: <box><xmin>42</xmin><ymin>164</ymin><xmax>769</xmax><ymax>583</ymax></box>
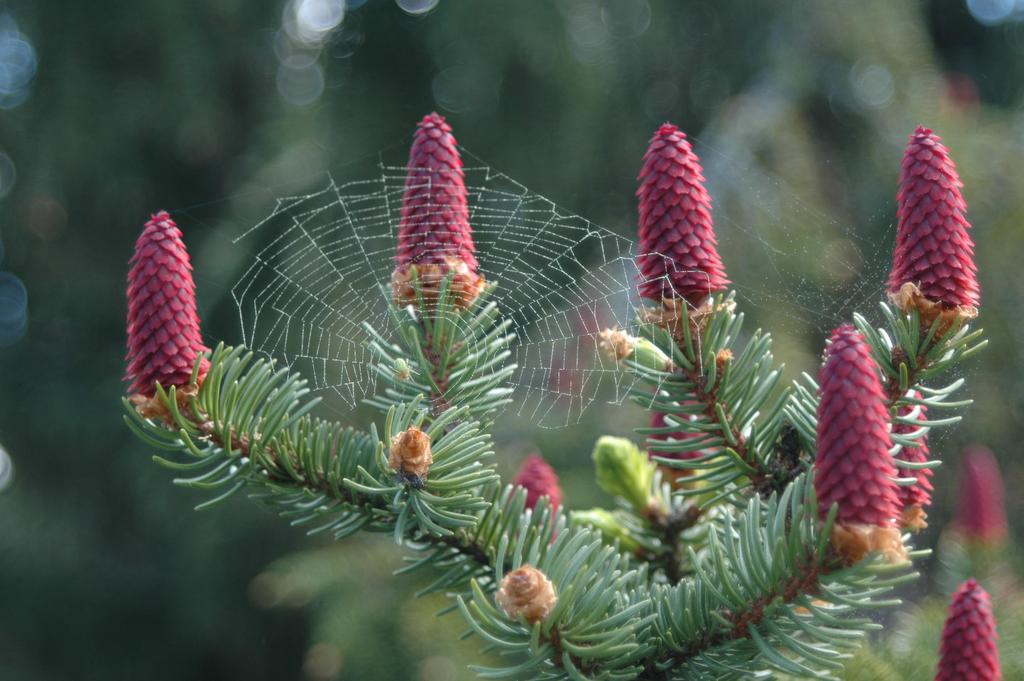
<box><xmin>0</xmin><ymin>0</ymin><xmax>1021</xmax><ymax>679</ymax></box>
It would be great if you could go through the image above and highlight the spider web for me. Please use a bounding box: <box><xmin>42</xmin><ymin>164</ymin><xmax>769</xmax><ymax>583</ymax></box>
<box><xmin>689</xmin><ymin>133</ymin><xmax>895</xmax><ymax>333</ymax></box>
<box><xmin>231</xmin><ymin>153</ymin><xmax>678</xmax><ymax>429</ymax></box>
<box><xmin>229</xmin><ymin>138</ymin><xmax>895</xmax><ymax>430</ymax></box>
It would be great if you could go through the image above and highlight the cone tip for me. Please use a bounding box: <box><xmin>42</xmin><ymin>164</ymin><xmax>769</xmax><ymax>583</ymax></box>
<box><xmin>656</xmin><ymin>122</ymin><xmax>681</xmax><ymax>138</ymax></box>
<box><xmin>419</xmin><ymin>111</ymin><xmax>449</xmax><ymax>129</ymax></box>
<box><xmin>146</xmin><ymin>210</ymin><xmax>174</xmax><ymax>226</ymax></box>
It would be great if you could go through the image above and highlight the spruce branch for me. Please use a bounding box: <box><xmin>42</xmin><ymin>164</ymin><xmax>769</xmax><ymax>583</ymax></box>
<box><xmin>644</xmin><ymin>475</ymin><xmax>919</xmax><ymax>681</ymax></box>
<box><xmin>400</xmin><ymin>483</ymin><xmax>564</xmax><ymax>602</ymax></box>
<box><xmin>854</xmin><ymin>303</ymin><xmax>985</xmax><ymax>411</ymax></box>
<box><xmin>786</xmin><ymin>308</ymin><xmax>984</xmax><ymax>499</ymax></box>
<box><xmin>628</xmin><ymin>122</ymin><xmax>791</xmax><ymax>502</ymax></box>
<box><xmin>457</xmin><ymin>527</ymin><xmax>657</xmax><ymax>681</ymax></box>
<box><xmin>125</xmin><ymin>350</ymin><xmax>918</xmax><ymax>681</ymax></box>
<box><xmin>375</xmin><ymin>112</ymin><xmax>500</xmax><ymax>425</ymax></box>
<box><xmin>123</xmin><ymin>344</ymin><xmax>580</xmax><ymax>637</ymax></box>
<box><xmin>123</xmin><ymin>344</ymin><xmax>502</xmax><ymax>540</ymax></box>
<box><xmin>365</xmin><ymin>276</ymin><xmax>515</xmax><ymax>425</ymax></box>
<box><xmin>610</xmin><ymin>292</ymin><xmax>788</xmax><ymax>503</ymax></box>
<box><xmin>577</xmin><ymin>436</ymin><xmax>705</xmax><ymax>583</ymax></box>
<box><xmin>119</xmin><ymin>119</ymin><xmax>995</xmax><ymax>680</ymax></box>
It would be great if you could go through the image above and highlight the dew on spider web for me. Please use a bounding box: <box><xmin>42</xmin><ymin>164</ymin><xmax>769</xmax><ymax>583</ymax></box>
<box><xmin>230</xmin><ymin>153</ymin><xmax>662</xmax><ymax>429</ymax></box>
<box><xmin>690</xmin><ymin>133</ymin><xmax>896</xmax><ymax>335</ymax></box>
<box><xmin>224</xmin><ymin>138</ymin><xmax>897</xmax><ymax>429</ymax></box>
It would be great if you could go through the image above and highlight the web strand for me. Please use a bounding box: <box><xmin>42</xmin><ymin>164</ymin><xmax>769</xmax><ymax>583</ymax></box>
<box><xmin>231</xmin><ymin>152</ymin><xmax>678</xmax><ymax>428</ymax></box>
<box><xmin>230</xmin><ymin>141</ymin><xmax>895</xmax><ymax>428</ymax></box>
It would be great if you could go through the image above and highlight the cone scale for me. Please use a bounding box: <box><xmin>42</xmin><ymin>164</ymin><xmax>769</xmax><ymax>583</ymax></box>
<box><xmin>391</xmin><ymin>112</ymin><xmax>483</xmax><ymax>309</ymax></box>
<box><xmin>888</xmin><ymin>126</ymin><xmax>979</xmax><ymax>323</ymax></box>
<box><xmin>636</xmin><ymin>123</ymin><xmax>729</xmax><ymax>308</ymax></box>
<box><xmin>935</xmin><ymin>579</ymin><xmax>1001</xmax><ymax>681</ymax></box>
<box><xmin>512</xmin><ymin>454</ymin><xmax>563</xmax><ymax>512</ymax></box>
<box><xmin>814</xmin><ymin>325</ymin><xmax>905</xmax><ymax>564</ymax></box>
<box><xmin>125</xmin><ymin>211</ymin><xmax>209</xmax><ymax>407</ymax></box>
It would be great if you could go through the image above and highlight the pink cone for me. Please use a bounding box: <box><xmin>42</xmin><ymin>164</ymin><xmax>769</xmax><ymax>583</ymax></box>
<box><xmin>935</xmin><ymin>579</ymin><xmax>1001</xmax><ymax>680</ymax></box>
<box><xmin>813</xmin><ymin>325</ymin><xmax>900</xmax><ymax>526</ymax></box>
<box><xmin>888</xmin><ymin>126</ymin><xmax>979</xmax><ymax>309</ymax></box>
<box><xmin>125</xmin><ymin>211</ymin><xmax>209</xmax><ymax>397</ymax></box>
<box><xmin>955</xmin><ymin>445</ymin><xmax>1008</xmax><ymax>545</ymax></box>
<box><xmin>395</xmin><ymin>112</ymin><xmax>477</xmax><ymax>272</ymax></box>
<box><xmin>636</xmin><ymin>123</ymin><xmax>729</xmax><ymax>306</ymax></box>
<box><xmin>513</xmin><ymin>454</ymin><xmax>563</xmax><ymax>512</ymax></box>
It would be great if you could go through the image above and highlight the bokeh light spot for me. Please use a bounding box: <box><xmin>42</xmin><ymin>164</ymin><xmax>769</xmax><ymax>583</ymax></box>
<box><xmin>850</xmin><ymin>62</ymin><xmax>894</xmax><ymax>109</ymax></box>
<box><xmin>276</xmin><ymin>58</ymin><xmax>325</xmax><ymax>107</ymax></box>
<box><xmin>0</xmin><ymin>152</ymin><xmax>15</xmax><ymax>200</ymax></box>
<box><xmin>643</xmin><ymin>79</ymin><xmax>681</xmax><ymax>119</ymax></box>
<box><xmin>0</xmin><ymin>443</ymin><xmax>12</xmax><ymax>493</ymax></box>
<box><xmin>330</xmin><ymin>23</ymin><xmax>365</xmax><ymax>59</ymax></box>
<box><xmin>0</xmin><ymin>270</ymin><xmax>27</xmax><ymax>346</ymax></box>
<box><xmin>27</xmin><ymin>195</ymin><xmax>67</xmax><ymax>241</ymax></box>
<box><xmin>294</xmin><ymin>0</ymin><xmax>345</xmax><ymax>44</ymax></box>
<box><xmin>303</xmin><ymin>643</ymin><xmax>343</xmax><ymax>681</ymax></box>
<box><xmin>396</xmin><ymin>0</ymin><xmax>441</xmax><ymax>16</ymax></box>
<box><xmin>0</xmin><ymin>13</ymin><xmax>36</xmax><ymax>110</ymax></box>
<box><xmin>274</xmin><ymin>29</ymin><xmax>322</xmax><ymax>68</ymax></box>
<box><xmin>560</xmin><ymin>0</ymin><xmax>614</xmax><ymax>66</ymax></box>
<box><xmin>432</xmin><ymin>63</ymin><xmax>501</xmax><ymax>114</ymax></box>
<box><xmin>418</xmin><ymin>656</ymin><xmax>457</xmax><ymax>681</ymax></box>
<box><xmin>967</xmin><ymin>0</ymin><xmax>1016</xmax><ymax>24</ymax></box>
<box><xmin>600</xmin><ymin>0</ymin><xmax>651</xmax><ymax>38</ymax></box>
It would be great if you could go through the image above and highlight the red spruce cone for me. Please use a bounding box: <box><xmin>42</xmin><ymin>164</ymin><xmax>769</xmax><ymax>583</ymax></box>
<box><xmin>936</xmin><ymin>579</ymin><xmax>1001</xmax><ymax>681</ymax></box>
<box><xmin>125</xmin><ymin>211</ymin><xmax>209</xmax><ymax>404</ymax></box>
<box><xmin>636</xmin><ymin>123</ymin><xmax>729</xmax><ymax>308</ymax></box>
<box><xmin>391</xmin><ymin>112</ymin><xmax>483</xmax><ymax>308</ymax></box>
<box><xmin>814</xmin><ymin>325</ymin><xmax>905</xmax><ymax>563</ymax></box>
<box><xmin>893</xmin><ymin>393</ymin><xmax>934</xmax><ymax>530</ymax></box>
<box><xmin>513</xmin><ymin>454</ymin><xmax>562</xmax><ymax>512</ymax></box>
<box><xmin>955</xmin><ymin>445</ymin><xmax>1008</xmax><ymax>546</ymax></box>
<box><xmin>888</xmin><ymin>126</ymin><xmax>979</xmax><ymax>321</ymax></box>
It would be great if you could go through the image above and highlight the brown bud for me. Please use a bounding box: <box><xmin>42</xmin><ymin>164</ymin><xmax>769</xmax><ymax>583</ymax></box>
<box><xmin>889</xmin><ymin>282</ymin><xmax>977</xmax><ymax>338</ymax></box>
<box><xmin>639</xmin><ymin>296</ymin><xmax>734</xmax><ymax>340</ymax></box>
<box><xmin>129</xmin><ymin>379</ymin><xmax>202</xmax><ymax>425</ymax></box>
<box><xmin>900</xmin><ymin>503</ymin><xmax>928</xmax><ymax>532</ymax></box>
<box><xmin>597</xmin><ymin>328</ymin><xmax>635</xmax><ymax>362</ymax></box>
<box><xmin>715</xmin><ymin>348</ymin><xmax>733</xmax><ymax>375</ymax></box>
<box><xmin>388</xmin><ymin>426</ymin><xmax>433</xmax><ymax>479</ymax></box>
<box><xmin>829</xmin><ymin>521</ymin><xmax>907</xmax><ymax>565</ymax></box>
<box><xmin>391</xmin><ymin>258</ymin><xmax>485</xmax><ymax>311</ymax></box>
<box><xmin>495</xmin><ymin>565</ymin><xmax>557</xmax><ymax>625</ymax></box>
